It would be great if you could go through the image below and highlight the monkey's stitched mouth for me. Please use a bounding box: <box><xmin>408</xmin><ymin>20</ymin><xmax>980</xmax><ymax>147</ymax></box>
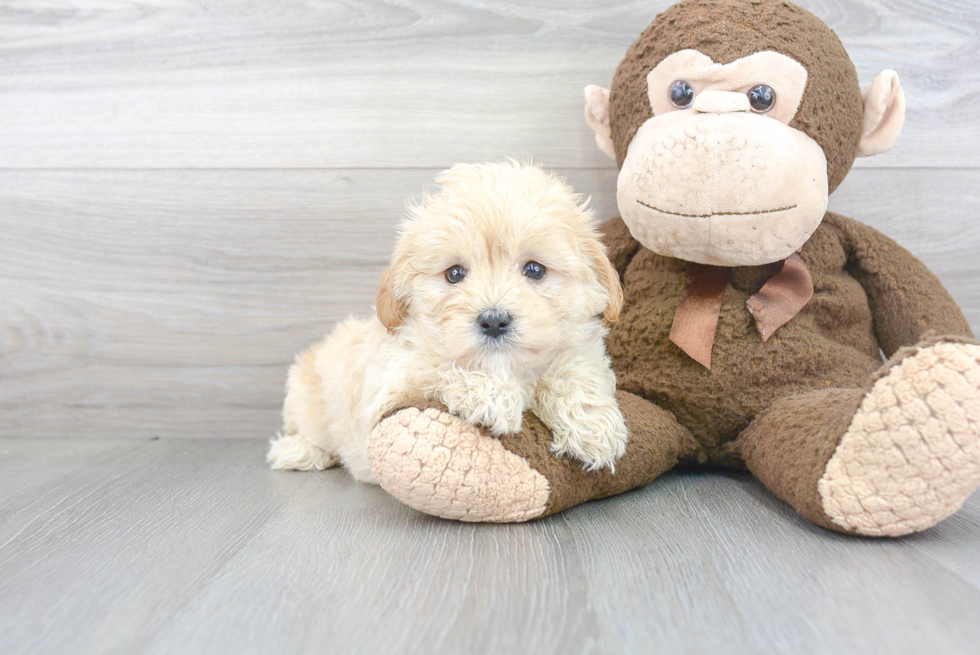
<box><xmin>637</xmin><ymin>200</ymin><xmax>797</xmax><ymax>218</ymax></box>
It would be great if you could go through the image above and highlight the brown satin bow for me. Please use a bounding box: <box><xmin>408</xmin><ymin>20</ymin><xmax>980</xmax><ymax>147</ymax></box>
<box><xmin>669</xmin><ymin>253</ymin><xmax>813</xmax><ymax>368</ymax></box>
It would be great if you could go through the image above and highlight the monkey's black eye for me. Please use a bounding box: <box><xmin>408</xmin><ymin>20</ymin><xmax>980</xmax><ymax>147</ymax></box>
<box><xmin>748</xmin><ymin>84</ymin><xmax>776</xmax><ymax>113</ymax></box>
<box><xmin>445</xmin><ymin>265</ymin><xmax>466</xmax><ymax>284</ymax></box>
<box><xmin>669</xmin><ymin>80</ymin><xmax>695</xmax><ymax>108</ymax></box>
<box><xmin>522</xmin><ymin>261</ymin><xmax>546</xmax><ymax>280</ymax></box>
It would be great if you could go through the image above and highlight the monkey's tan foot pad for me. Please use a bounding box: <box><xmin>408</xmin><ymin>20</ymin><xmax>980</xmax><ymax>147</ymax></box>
<box><xmin>819</xmin><ymin>341</ymin><xmax>980</xmax><ymax>536</ymax></box>
<box><xmin>367</xmin><ymin>407</ymin><xmax>550</xmax><ymax>522</ymax></box>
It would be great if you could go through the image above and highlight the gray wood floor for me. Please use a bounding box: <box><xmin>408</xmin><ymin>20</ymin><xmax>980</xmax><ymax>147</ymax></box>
<box><xmin>1</xmin><ymin>438</ymin><xmax>979</xmax><ymax>655</ymax></box>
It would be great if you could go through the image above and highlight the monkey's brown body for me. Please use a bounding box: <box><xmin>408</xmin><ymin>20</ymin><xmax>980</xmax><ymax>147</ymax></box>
<box><xmin>606</xmin><ymin>213</ymin><xmax>881</xmax><ymax>459</ymax></box>
<box><xmin>364</xmin><ymin>0</ymin><xmax>980</xmax><ymax>536</ymax></box>
<box><xmin>604</xmin><ymin>210</ymin><xmax>973</xmax><ymax>453</ymax></box>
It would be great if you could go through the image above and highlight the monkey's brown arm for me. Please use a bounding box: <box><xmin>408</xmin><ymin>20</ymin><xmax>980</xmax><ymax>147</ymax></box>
<box><xmin>830</xmin><ymin>213</ymin><xmax>973</xmax><ymax>358</ymax></box>
<box><xmin>599</xmin><ymin>216</ymin><xmax>641</xmax><ymax>279</ymax></box>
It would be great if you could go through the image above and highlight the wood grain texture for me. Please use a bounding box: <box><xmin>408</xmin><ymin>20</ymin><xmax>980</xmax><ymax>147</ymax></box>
<box><xmin>0</xmin><ymin>439</ymin><xmax>978</xmax><ymax>655</ymax></box>
<box><xmin>0</xmin><ymin>0</ymin><xmax>977</xmax><ymax>169</ymax></box>
<box><xmin>2</xmin><ymin>167</ymin><xmax>977</xmax><ymax>440</ymax></box>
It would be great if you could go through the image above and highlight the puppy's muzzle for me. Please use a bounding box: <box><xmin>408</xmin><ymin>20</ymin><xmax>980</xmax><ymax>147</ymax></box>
<box><xmin>477</xmin><ymin>309</ymin><xmax>512</xmax><ymax>339</ymax></box>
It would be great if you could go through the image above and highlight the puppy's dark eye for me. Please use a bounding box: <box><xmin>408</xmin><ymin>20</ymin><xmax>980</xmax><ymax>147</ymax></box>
<box><xmin>522</xmin><ymin>261</ymin><xmax>546</xmax><ymax>280</ymax></box>
<box><xmin>445</xmin><ymin>265</ymin><xmax>466</xmax><ymax>284</ymax></box>
<box><xmin>669</xmin><ymin>80</ymin><xmax>695</xmax><ymax>109</ymax></box>
<box><xmin>747</xmin><ymin>84</ymin><xmax>776</xmax><ymax>113</ymax></box>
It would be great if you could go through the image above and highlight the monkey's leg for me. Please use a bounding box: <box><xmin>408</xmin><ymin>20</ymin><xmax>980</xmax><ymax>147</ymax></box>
<box><xmin>366</xmin><ymin>391</ymin><xmax>703</xmax><ymax>522</ymax></box>
<box><xmin>738</xmin><ymin>338</ymin><xmax>980</xmax><ymax>536</ymax></box>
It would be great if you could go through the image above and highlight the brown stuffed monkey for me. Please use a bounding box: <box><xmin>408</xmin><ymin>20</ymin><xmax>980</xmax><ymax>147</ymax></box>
<box><xmin>365</xmin><ymin>0</ymin><xmax>980</xmax><ymax>537</ymax></box>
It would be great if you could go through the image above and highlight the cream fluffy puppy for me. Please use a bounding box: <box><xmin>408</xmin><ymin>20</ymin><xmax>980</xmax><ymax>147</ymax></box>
<box><xmin>267</xmin><ymin>162</ymin><xmax>628</xmax><ymax>482</ymax></box>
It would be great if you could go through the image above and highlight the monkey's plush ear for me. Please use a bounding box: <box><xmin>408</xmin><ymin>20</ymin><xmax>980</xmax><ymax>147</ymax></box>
<box><xmin>584</xmin><ymin>85</ymin><xmax>616</xmax><ymax>160</ymax></box>
<box><xmin>857</xmin><ymin>70</ymin><xmax>906</xmax><ymax>157</ymax></box>
<box><xmin>375</xmin><ymin>266</ymin><xmax>407</xmax><ymax>334</ymax></box>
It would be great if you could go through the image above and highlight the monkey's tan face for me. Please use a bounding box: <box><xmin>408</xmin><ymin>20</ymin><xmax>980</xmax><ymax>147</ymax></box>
<box><xmin>617</xmin><ymin>50</ymin><xmax>829</xmax><ymax>266</ymax></box>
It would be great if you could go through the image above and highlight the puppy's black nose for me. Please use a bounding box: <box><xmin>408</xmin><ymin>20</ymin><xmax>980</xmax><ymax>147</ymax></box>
<box><xmin>477</xmin><ymin>310</ymin><xmax>512</xmax><ymax>339</ymax></box>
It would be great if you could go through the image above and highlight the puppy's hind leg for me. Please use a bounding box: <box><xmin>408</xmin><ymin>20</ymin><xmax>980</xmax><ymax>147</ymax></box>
<box><xmin>268</xmin><ymin>345</ymin><xmax>339</xmax><ymax>471</ymax></box>
<box><xmin>267</xmin><ymin>433</ymin><xmax>337</xmax><ymax>471</ymax></box>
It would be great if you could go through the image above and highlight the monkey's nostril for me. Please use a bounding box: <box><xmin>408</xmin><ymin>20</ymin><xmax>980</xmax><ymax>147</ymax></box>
<box><xmin>477</xmin><ymin>310</ymin><xmax>512</xmax><ymax>339</ymax></box>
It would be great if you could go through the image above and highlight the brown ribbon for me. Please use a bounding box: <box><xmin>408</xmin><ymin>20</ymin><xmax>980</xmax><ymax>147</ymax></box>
<box><xmin>745</xmin><ymin>252</ymin><xmax>814</xmax><ymax>342</ymax></box>
<box><xmin>670</xmin><ymin>253</ymin><xmax>814</xmax><ymax>368</ymax></box>
<box><xmin>669</xmin><ymin>264</ymin><xmax>732</xmax><ymax>369</ymax></box>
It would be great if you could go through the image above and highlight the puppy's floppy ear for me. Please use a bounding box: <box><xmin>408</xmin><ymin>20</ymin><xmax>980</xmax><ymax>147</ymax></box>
<box><xmin>375</xmin><ymin>265</ymin><xmax>407</xmax><ymax>334</ymax></box>
<box><xmin>587</xmin><ymin>236</ymin><xmax>624</xmax><ymax>327</ymax></box>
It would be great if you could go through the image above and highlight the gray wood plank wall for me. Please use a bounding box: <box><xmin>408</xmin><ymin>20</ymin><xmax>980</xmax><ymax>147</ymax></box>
<box><xmin>2</xmin><ymin>0</ymin><xmax>978</xmax><ymax>440</ymax></box>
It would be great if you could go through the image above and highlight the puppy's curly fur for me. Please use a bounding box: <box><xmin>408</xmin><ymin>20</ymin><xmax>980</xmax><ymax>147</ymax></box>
<box><xmin>267</xmin><ymin>162</ymin><xmax>628</xmax><ymax>481</ymax></box>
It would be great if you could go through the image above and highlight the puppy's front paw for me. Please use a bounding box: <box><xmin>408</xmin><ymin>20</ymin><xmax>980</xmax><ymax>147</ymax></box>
<box><xmin>547</xmin><ymin>402</ymin><xmax>629</xmax><ymax>472</ymax></box>
<box><xmin>437</xmin><ymin>370</ymin><xmax>530</xmax><ymax>436</ymax></box>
